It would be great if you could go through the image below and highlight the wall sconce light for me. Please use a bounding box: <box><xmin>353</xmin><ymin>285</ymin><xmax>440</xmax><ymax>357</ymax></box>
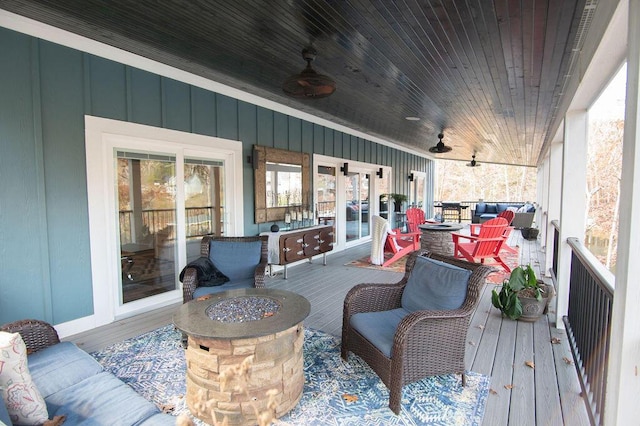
<box><xmin>376</xmin><ymin>167</ymin><xmax>384</xmax><ymax>178</ymax></box>
<box><xmin>408</xmin><ymin>173</ymin><xmax>414</xmax><ymax>182</ymax></box>
<box><xmin>340</xmin><ymin>162</ymin><xmax>349</xmax><ymax>176</ymax></box>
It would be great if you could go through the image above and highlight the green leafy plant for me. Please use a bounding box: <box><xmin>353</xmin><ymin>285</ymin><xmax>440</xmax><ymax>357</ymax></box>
<box><xmin>388</xmin><ymin>193</ymin><xmax>408</xmax><ymax>203</ymax></box>
<box><xmin>491</xmin><ymin>265</ymin><xmax>543</xmax><ymax>320</ymax></box>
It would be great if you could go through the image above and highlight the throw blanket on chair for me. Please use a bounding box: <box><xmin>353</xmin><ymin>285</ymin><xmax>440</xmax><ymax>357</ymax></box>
<box><xmin>179</xmin><ymin>257</ymin><xmax>229</xmax><ymax>287</ymax></box>
<box><xmin>371</xmin><ymin>215</ymin><xmax>391</xmax><ymax>265</ymax></box>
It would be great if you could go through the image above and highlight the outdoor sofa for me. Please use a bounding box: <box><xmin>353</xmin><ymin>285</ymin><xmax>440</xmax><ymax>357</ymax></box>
<box><xmin>471</xmin><ymin>202</ymin><xmax>535</xmax><ymax>228</ymax></box>
<box><xmin>0</xmin><ymin>319</ymin><xmax>175</xmax><ymax>425</ymax></box>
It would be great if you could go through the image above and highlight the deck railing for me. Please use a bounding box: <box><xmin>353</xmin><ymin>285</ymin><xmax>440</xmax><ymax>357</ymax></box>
<box><xmin>563</xmin><ymin>237</ymin><xmax>615</xmax><ymax>426</ymax></box>
<box><xmin>119</xmin><ymin>206</ymin><xmax>218</xmax><ymax>244</ymax></box>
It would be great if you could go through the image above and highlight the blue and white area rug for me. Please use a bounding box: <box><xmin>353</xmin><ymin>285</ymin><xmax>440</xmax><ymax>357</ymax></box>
<box><xmin>91</xmin><ymin>325</ymin><xmax>490</xmax><ymax>425</ymax></box>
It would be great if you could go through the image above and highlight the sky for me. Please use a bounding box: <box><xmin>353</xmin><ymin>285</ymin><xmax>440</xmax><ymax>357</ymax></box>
<box><xmin>589</xmin><ymin>63</ymin><xmax>627</xmax><ymax>120</ymax></box>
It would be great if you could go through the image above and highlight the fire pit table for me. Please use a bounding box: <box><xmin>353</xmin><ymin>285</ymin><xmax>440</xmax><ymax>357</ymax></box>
<box><xmin>418</xmin><ymin>222</ymin><xmax>464</xmax><ymax>256</ymax></box>
<box><xmin>173</xmin><ymin>288</ymin><xmax>310</xmax><ymax>425</ymax></box>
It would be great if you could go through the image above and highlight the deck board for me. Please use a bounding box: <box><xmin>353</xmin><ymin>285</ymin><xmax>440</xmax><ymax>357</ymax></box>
<box><xmin>64</xmin><ymin>229</ymin><xmax>589</xmax><ymax>425</ymax></box>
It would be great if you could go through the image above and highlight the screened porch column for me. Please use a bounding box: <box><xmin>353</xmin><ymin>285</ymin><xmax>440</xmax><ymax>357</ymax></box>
<box><xmin>605</xmin><ymin>0</ymin><xmax>640</xmax><ymax>422</ymax></box>
<box><xmin>556</xmin><ymin>111</ymin><xmax>588</xmax><ymax>329</ymax></box>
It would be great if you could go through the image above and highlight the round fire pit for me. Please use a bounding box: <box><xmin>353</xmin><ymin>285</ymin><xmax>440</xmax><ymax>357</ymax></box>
<box><xmin>174</xmin><ymin>288</ymin><xmax>310</xmax><ymax>426</ymax></box>
<box><xmin>418</xmin><ymin>223</ymin><xmax>464</xmax><ymax>256</ymax></box>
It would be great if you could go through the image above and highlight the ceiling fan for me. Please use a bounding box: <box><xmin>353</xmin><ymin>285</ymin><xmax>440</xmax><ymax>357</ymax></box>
<box><xmin>466</xmin><ymin>154</ymin><xmax>481</xmax><ymax>167</ymax></box>
<box><xmin>428</xmin><ymin>133</ymin><xmax>452</xmax><ymax>154</ymax></box>
<box><xmin>282</xmin><ymin>47</ymin><xmax>336</xmax><ymax>99</ymax></box>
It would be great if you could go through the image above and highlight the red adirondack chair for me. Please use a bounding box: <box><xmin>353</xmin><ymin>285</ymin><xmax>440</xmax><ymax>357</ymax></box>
<box><xmin>469</xmin><ymin>210</ymin><xmax>517</xmax><ymax>254</ymax></box>
<box><xmin>452</xmin><ymin>217</ymin><xmax>511</xmax><ymax>272</ymax></box>
<box><xmin>371</xmin><ymin>215</ymin><xmax>420</xmax><ymax>267</ymax></box>
<box><xmin>405</xmin><ymin>207</ymin><xmax>426</xmax><ymax>234</ymax></box>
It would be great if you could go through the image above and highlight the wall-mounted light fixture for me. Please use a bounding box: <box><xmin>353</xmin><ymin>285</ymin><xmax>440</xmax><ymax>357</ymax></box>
<box><xmin>340</xmin><ymin>162</ymin><xmax>349</xmax><ymax>176</ymax></box>
<box><xmin>408</xmin><ymin>173</ymin><xmax>414</xmax><ymax>182</ymax></box>
<box><xmin>376</xmin><ymin>167</ymin><xmax>384</xmax><ymax>178</ymax></box>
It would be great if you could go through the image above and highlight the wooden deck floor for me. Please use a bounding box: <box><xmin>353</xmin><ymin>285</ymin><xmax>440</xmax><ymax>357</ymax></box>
<box><xmin>66</xmin><ymin>229</ymin><xmax>590</xmax><ymax>425</ymax></box>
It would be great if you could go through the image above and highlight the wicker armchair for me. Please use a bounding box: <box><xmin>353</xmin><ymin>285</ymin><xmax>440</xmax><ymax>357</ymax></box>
<box><xmin>182</xmin><ymin>235</ymin><xmax>268</xmax><ymax>303</ymax></box>
<box><xmin>0</xmin><ymin>319</ymin><xmax>60</xmax><ymax>354</ymax></box>
<box><xmin>341</xmin><ymin>251</ymin><xmax>495</xmax><ymax>414</ymax></box>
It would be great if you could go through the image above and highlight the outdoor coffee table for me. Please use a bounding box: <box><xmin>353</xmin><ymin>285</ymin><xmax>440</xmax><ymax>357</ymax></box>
<box><xmin>418</xmin><ymin>222</ymin><xmax>464</xmax><ymax>256</ymax></box>
<box><xmin>173</xmin><ymin>288</ymin><xmax>310</xmax><ymax>426</ymax></box>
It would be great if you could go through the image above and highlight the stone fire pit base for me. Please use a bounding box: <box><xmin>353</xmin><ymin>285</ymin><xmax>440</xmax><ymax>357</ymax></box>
<box><xmin>185</xmin><ymin>323</ymin><xmax>305</xmax><ymax>425</ymax></box>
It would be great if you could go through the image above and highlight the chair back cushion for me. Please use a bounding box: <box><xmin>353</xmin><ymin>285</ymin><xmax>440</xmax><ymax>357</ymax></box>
<box><xmin>475</xmin><ymin>202</ymin><xmax>486</xmax><ymax>214</ymax></box>
<box><xmin>401</xmin><ymin>256</ymin><xmax>472</xmax><ymax>311</ymax></box>
<box><xmin>209</xmin><ymin>240</ymin><xmax>262</xmax><ymax>281</ymax></box>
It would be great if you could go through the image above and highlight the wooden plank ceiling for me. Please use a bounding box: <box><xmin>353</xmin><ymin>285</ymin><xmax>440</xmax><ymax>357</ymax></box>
<box><xmin>2</xmin><ymin>0</ymin><xmax>593</xmax><ymax>166</ymax></box>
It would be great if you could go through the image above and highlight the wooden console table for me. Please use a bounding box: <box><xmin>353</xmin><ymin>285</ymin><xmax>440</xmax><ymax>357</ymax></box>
<box><xmin>262</xmin><ymin>225</ymin><xmax>334</xmax><ymax>279</ymax></box>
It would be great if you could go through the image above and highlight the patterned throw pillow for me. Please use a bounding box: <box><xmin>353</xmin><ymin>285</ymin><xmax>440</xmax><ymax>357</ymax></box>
<box><xmin>0</xmin><ymin>331</ymin><xmax>49</xmax><ymax>425</ymax></box>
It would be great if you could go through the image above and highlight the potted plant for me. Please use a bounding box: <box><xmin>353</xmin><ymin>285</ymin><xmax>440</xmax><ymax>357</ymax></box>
<box><xmin>389</xmin><ymin>193</ymin><xmax>408</xmax><ymax>212</ymax></box>
<box><xmin>520</xmin><ymin>226</ymin><xmax>539</xmax><ymax>240</ymax></box>
<box><xmin>491</xmin><ymin>265</ymin><xmax>552</xmax><ymax>322</ymax></box>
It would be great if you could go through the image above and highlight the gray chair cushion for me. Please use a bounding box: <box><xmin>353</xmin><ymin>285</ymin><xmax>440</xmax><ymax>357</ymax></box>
<box><xmin>28</xmin><ymin>342</ymin><xmax>104</xmax><ymax>398</ymax></box>
<box><xmin>192</xmin><ymin>278</ymin><xmax>255</xmax><ymax>298</ymax></box>
<box><xmin>45</xmin><ymin>372</ymin><xmax>160</xmax><ymax>424</ymax></box>
<box><xmin>401</xmin><ymin>256</ymin><xmax>471</xmax><ymax>312</ymax></box>
<box><xmin>350</xmin><ymin>308</ymin><xmax>409</xmax><ymax>357</ymax></box>
<box><xmin>209</xmin><ymin>240</ymin><xmax>262</xmax><ymax>281</ymax></box>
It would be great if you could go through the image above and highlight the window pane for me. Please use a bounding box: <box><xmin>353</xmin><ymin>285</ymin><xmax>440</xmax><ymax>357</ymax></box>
<box><xmin>117</xmin><ymin>155</ymin><xmax>177</xmax><ymax>304</ymax></box>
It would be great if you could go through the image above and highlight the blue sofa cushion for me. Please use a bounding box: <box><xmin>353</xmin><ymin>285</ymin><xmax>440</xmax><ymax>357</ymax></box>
<box><xmin>28</xmin><ymin>342</ymin><xmax>104</xmax><ymax>398</ymax></box>
<box><xmin>45</xmin><ymin>372</ymin><xmax>160</xmax><ymax>425</ymax></box>
<box><xmin>350</xmin><ymin>308</ymin><xmax>408</xmax><ymax>357</ymax></box>
<box><xmin>209</xmin><ymin>240</ymin><xmax>262</xmax><ymax>281</ymax></box>
<box><xmin>401</xmin><ymin>256</ymin><xmax>471</xmax><ymax>312</ymax></box>
<box><xmin>475</xmin><ymin>202</ymin><xmax>486</xmax><ymax>214</ymax></box>
<box><xmin>192</xmin><ymin>277</ymin><xmax>255</xmax><ymax>298</ymax></box>
<box><xmin>485</xmin><ymin>203</ymin><xmax>497</xmax><ymax>213</ymax></box>
<box><xmin>496</xmin><ymin>203</ymin><xmax>511</xmax><ymax>212</ymax></box>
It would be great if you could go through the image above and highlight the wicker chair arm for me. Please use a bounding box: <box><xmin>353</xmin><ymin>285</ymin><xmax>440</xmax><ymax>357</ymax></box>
<box><xmin>182</xmin><ymin>267</ymin><xmax>199</xmax><ymax>302</ymax></box>
<box><xmin>0</xmin><ymin>319</ymin><xmax>60</xmax><ymax>353</ymax></box>
<box><xmin>253</xmin><ymin>260</ymin><xmax>268</xmax><ymax>288</ymax></box>
<box><xmin>343</xmin><ymin>282</ymin><xmax>406</xmax><ymax>318</ymax></box>
<box><xmin>391</xmin><ymin>308</ymin><xmax>473</xmax><ymax>359</ymax></box>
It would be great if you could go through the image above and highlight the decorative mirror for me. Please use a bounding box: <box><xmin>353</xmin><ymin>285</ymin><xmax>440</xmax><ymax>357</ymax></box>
<box><xmin>254</xmin><ymin>145</ymin><xmax>310</xmax><ymax>223</ymax></box>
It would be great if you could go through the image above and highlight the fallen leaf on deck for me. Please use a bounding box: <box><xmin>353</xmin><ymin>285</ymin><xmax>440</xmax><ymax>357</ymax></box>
<box><xmin>525</xmin><ymin>360</ymin><xmax>535</xmax><ymax>369</ymax></box>
<box><xmin>196</xmin><ymin>294</ymin><xmax>212</xmax><ymax>301</ymax></box>
<box><xmin>489</xmin><ymin>388</ymin><xmax>498</xmax><ymax>395</ymax></box>
<box><xmin>263</xmin><ymin>312</ymin><xmax>275</xmax><ymax>317</ymax></box>
<box><xmin>504</xmin><ymin>384</ymin><xmax>514</xmax><ymax>390</ymax></box>
<box><xmin>477</xmin><ymin>324</ymin><xmax>485</xmax><ymax>330</ymax></box>
<box><xmin>468</xmin><ymin>341</ymin><xmax>476</xmax><ymax>346</ymax></box>
<box><xmin>551</xmin><ymin>337</ymin><xmax>561</xmax><ymax>344</ymax></box>
<box><xmin>563</xmin><ymin>357</ymin><xmax>574</xmax><ymax>365</ymax></box>
<box><xmin>342</xmin><ymin>394</ymin><xmax>358</xmax><ymax>403</ymax></box>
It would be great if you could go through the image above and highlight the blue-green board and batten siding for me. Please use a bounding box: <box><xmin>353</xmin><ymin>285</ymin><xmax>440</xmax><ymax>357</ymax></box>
<box><xmin>0</xmin><ymin>27</ymin><xmax>430</xmax><ymax>325</ymax></box>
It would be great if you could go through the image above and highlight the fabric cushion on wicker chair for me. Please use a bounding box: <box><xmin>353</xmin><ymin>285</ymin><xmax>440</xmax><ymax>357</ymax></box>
<box><xmin>349</xmin><ymin>308</ymin><xmax>407</xmax><ymax>357</ymax></box>
<box><xmin>209</xmin><ymin>240</ymin><xmax>262</xmax><ymax>281</ymax></box>
<box><xmin>401</xmin><ymin>256</ymin><xmax>472</xmax><ymax>312</ymax></box>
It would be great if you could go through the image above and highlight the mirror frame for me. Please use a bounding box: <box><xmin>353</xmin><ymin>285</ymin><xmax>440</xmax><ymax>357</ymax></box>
<box><xmin>254</xmin><ymin>145</ymin><xmax>310</xmax><ymax>223</ymax></box>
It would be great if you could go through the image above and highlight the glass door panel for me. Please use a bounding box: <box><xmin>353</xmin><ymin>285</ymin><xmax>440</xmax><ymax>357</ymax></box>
<box><xmin>116</xmin><ymin>152</ymin><xmax>178</xmax><ymax>304</ymax></box>
<box><xmin>316</xmin><ymin>165</ymin><xmax>336</xmax><ymax>226</ymax></box>
<box><xmin>360</xmin><ymin>173</ymin><xmax>370</xmax><ymax>238</ymax></box>
<box><xmin>345</xmin><ymin>172</ymin><xmax>360</xmax><ymax>242</ymax></box>
<box><xmin>184</xmin><ymin>158</ymin><xmax>225</xmax><ymax>263</ymax></box>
